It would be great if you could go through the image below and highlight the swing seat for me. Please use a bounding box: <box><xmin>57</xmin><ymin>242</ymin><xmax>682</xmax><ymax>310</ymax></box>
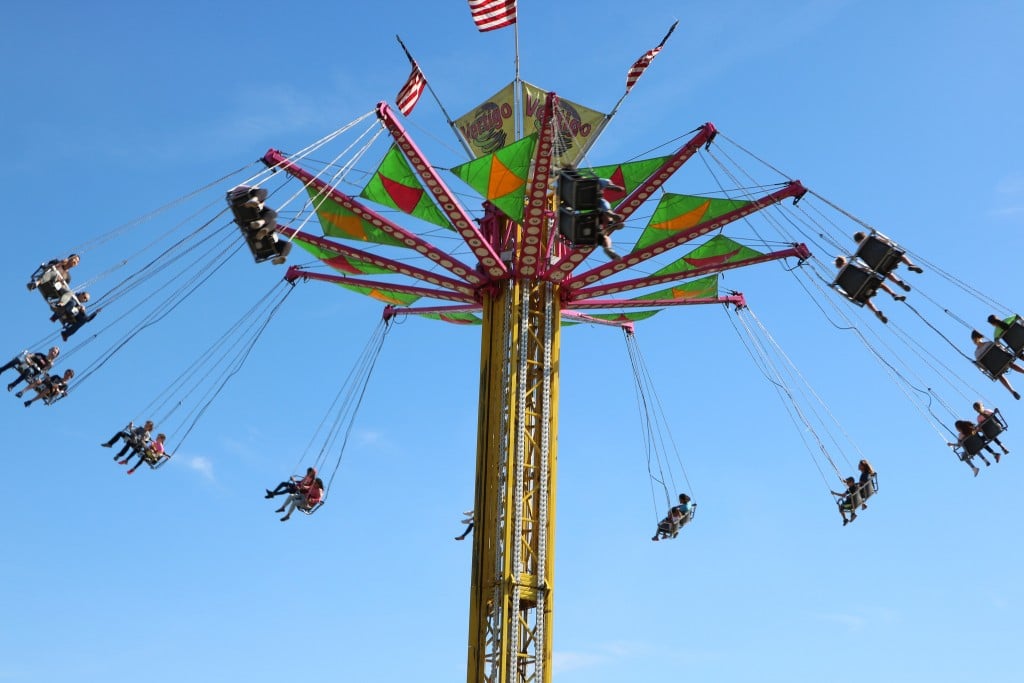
<box><xmin>833</xmin><ymin>262</ymin><xmax>884</xmax><ymax>305</ymax></box>
<box><xmin>300</xmin><ymin>500</ymin><xmax>325</xmax><ymax>516</ymax></box>
<box><xmin>227</xmin><ymin>186</ymin><xmax>269</xmax><ymax>224</ymax></box>
<box><xmin>976</xmin><ymin>344</ymin><xmax>1016</xmax><ymax>379</ymax></box>
<box><xmin>30</xmin><ymin>264</ymin><xmax>72</xmax><ymax>301</ymax></box>
<box><xmin>842</xmin><ymin>474</ymin><xmax>878</xmax><ymax>509</ymax></box>
<box><xmin>676</xmin><ymin>503</ymin><xmax>696</xmax><ymax>532</ymax></box>
<box><xmin>244</xmin><ymin>232</ymin><xmax>291</xmax><ymax>265</ymax></box>
<box><xmin>959</xmin><ymin>433</ymin><xmax>987</xmax><ymax>458</ymax></box>
<box><xmin>557</xmin><ymin>169</ymin><xmax>601</xmax><ymax>212</ymax></box>
<box><xmin>141</xmin><ymin>448</ymin><xmax>169</xmax><ymax>469</ymax></box>
<box><xmin>656</xmin><ymin>503</ymin><xmax>696</xmax><ymax>539</ymax></box>
<box><xmin>40</xmin><ymin>389</ymin><xmax>67</xmax><ymax>406</ymax></box>
<box><xmin>655</xmin><ymin>519</ymin><xmax>679</xmax><ymax>539</ymax></box>
<box><xmin>979</xmin><ymin>410</ymin><xmax>1008</xmax><ymax>440</ymax></box>
<box><xmin>13</xmin><ymin>352</ymin><xmax>47</xmax><ymax>381</ymax></box>
<box><xmin>49</xmin><ymin>295</ymin><xmax>86</xmax><ymax>323</ymax></box>
<box><xmin>997</xmin><ymin>318</ymin><xmax>1024</xmax><ymax>356</ymax></box>
<box><xmin>558</xmin><ymin>207</ymin><xmax>601</xmax><ymax>246</ymax></box>
<box><xmin>150</xmin><ymin>456</ymin><xmax>169</xmax><ymax>469</ymax></box>
<box><xmin>854</xmin><ymin>233</ymin><xmax>904</xmax><ymax>274</ymax></box>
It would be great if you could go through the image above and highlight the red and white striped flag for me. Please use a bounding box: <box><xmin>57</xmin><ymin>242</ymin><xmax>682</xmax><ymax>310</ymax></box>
<box><xmin>625</xmin><ymin>20</ymin><xmax>679</xmax><ymax>94</ymax></box>
<box><xmin>396</xmin><ymin>63</ymin><xmax>426</xmax><ymax>116</ymax></box>
<box><xmin>468</xmin><ymin>0</ymin><xmax>517</xmax><ymax>32</ymax></box>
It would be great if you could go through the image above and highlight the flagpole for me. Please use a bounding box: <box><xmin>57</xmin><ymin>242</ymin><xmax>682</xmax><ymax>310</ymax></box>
<box><xmin>513</xmin><ymin>17</ymin><xmax>522</xmax><ymax>141</ymax></box>
<box><xmin>395</xmin><ymin>35</ymin><xmax>474</xmax><ymax>157</ymax></box>
<box><xmin>607</xmin><ymin>20</ymin><xmax>679</xmax><ymax>120</ymax></box>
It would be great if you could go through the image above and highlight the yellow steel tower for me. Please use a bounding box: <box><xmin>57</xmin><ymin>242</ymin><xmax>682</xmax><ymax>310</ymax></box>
<box><xmin>469</xmin><ymin>274</ymin><xmax>559</xmax><ymax>683</ymax></box>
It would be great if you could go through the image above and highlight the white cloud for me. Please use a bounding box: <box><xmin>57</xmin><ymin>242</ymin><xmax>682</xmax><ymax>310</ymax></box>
<box><xmin>817</xmin><ymin>611</ymin><xmax>866</xmax><ymax>631</ymax></box>
<box><xmin>815</xmin><ymin>606</ymin><xmax>899</xmax><ymax>632</ymax></box>
<box><xmin>184</xmin><ymin>455</ymin><xmax>215</xmax><ymax>481</ymax></box>
<box><xmin>553</xmin><ymin>650</ymin><xmax>609</xmax><ymax>674</ymax></box>
<box><xmin>989</xmin><ymin>206</ymin><xmax>1024</xmax><ymax>218</ymax></box>
<box><xmin>553</xmin><ymin>641</ymin><xmax>648</xmax><ymax>674</ymax></box>
<box><xmin>995</xmin><ymin>173</ymin><xmax>1024</xmax><ymax>195</ymax></box>
<box><xmin>358</xmin><ymin>429</ymin><xmax>384</xmax><ymax>446</ymax></box>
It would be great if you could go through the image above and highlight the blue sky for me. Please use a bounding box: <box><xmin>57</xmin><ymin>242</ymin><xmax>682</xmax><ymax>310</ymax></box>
<box><xmin>2</xmin><ymin>1</ymin><xmax>1023</xmax><ymax>682</ymax></box>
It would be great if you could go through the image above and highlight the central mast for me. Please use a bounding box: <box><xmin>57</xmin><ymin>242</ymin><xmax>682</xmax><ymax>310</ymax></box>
<box><xmin>469</xmin><ymin>269</ymin><xmax>559</xmax><ymax>682</ymax></box>
<box><xmin>465</xmin><ymin>90</ymin><xmax>561</xmax><ymax>683</ymax></box>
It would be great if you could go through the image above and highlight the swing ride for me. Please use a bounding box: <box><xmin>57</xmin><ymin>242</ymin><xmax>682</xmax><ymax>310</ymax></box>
<box><xmin>5</xmin><ymin>9</ymin><xmax>1022</xmax><ymax>683</ymax></box>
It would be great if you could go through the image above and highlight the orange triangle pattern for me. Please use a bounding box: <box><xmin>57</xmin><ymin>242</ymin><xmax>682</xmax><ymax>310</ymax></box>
<box><xmin>487</xmin><ymin>155</ymin><xmax>525</xmax><ymax>199</ymax></box>
<box><xmin>324</xmin><ymin>213</ymin><xmax>370</xmax><ymax>241</ymax></box>
<box><xmin>650</xmin><ymin>200</ymin><xmax>710</xmax><ymax>232</ymax></box>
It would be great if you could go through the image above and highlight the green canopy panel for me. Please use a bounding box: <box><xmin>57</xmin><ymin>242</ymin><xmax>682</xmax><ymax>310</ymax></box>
<box><xmin>652</xmin><ymin>234</ymin><xmax>763</xmax><ymax>276</ymax></box>
<box><xmin>633</xmin><ymin>274</ymin><xmax>719</xmax><ymax>302</ymax></box>
<box><xmin>562</xmin><ymin>309</ymin><xmax>661</xmax><ymax>327</ymax></box>
<box><xmin>451</xmin><ymin>133</ymin><xmax>537</xmax><ymax>223</ymax></box>
<box><xmin>336</xmin><ymin>282</ymin><xmax>421</xmax><ymax>306</ymax></box>
<box><xmin>634</xmin><ymin>194</ymin><xmax>752</xmax><ymax>252</ymax></box>
<box><xmin>360</xmin><ymin>145</ymin><xmax>453</xmax><ymax>230</ymax></box>
<box><xmin>584</xmin><ymin>157</ymin><xmax>670</xmax><ymax>208</ymax></box>
<box><xmin>292</xmin><ymin>238</ymin><xmax>394</xmax><ymax>276</ymax></box>
<box><xmin>306</xmin><ymin>187</ymin><xmax>407</xmax><ymax>248</ymax></box>
<box><xmin>419</xmin><ymin>311</ymin><xmax>483</xmax><ymax>325</ymax></box>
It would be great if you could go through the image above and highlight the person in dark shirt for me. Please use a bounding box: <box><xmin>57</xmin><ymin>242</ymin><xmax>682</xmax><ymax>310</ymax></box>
<box><xmin>1</xmin><ymin>346</ymin><xmax>59</xmax><ymax>391</ymax></box>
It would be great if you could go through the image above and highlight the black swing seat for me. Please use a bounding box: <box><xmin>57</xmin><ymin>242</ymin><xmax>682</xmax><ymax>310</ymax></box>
<box><xmin>557</xmin><ymin>169</ymin><xmax>604</xmax><ymax>246</ymax></box>
<box><xmin>854</xmin><ymin>232</ymin><xmax>904</xmax><ymax>275</ymax></box>
<box><xmin>227</xmin><ymin>185</ymin><xmax>270</xmax><ymax>224</ymax></box>
<box><xmin>976</xmin><ymin>343</ymin><xmax>1016</xmax><ymax>380</ymax></box>
<box><xmin>997</xmin><ymin>317</ymin><xmax>1024</xmax><ymax>357</ymax></box>
<box><xmin>833</xmin><ymin>262</ymin><xmax>884</xmax><ymax>305</ymax></box>
<box><xmin>557</xmin><ymin>169</ymin><xmax>601</xmax><ymax>211</ymax></box>
<box><xmin>956</xmin><ymin>433</ymin><xmax>988</xmax><ymax>460</ymax></box>
<box><xmin>30</xmin><ymin>263</ymin><xmax>72</xmax><ymax>301</ymax></box>
<box><xmin>226</xmin><ymin>186</ymin><xmax>289</xmax><ymax>265</ymax></box>
<box><xmin>978</xmin><ymin>409</ymin><xmax>1008</xmax><ymax>440</ymax></box>
<box><xmin>243</xmin><ymin>228</ymin><xmax>291</xmax><ymax>265</ymax></box>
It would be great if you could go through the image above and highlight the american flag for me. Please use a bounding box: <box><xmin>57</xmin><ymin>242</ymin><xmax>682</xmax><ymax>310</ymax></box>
<box><xmin>625</xmin><ymin>20</ymin><xmax>679</xmax><ymax>94</ymax></box>
<box><xmin>396</xmin><ymin>63</ymin><xmax>426</xmax><ymax>116</ymax></box>
<box><xmin>468</xmin><ymin>0</ymin><xmax>517</xmax><ymax>32</ymax></box>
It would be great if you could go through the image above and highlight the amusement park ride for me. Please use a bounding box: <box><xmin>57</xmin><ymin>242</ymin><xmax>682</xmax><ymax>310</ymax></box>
<box><xmin>11</xmin><ymin>6</ymin><xmax>1022</xmax><ymax>683</ymax></box>
<box><xmin>254</xmin><ymin>99</ymin><xmax>810</xmax><ymax>683</ymax></box>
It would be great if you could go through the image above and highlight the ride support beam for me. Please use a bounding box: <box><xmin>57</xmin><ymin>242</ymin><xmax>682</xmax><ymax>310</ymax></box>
<box><xmin>262</xmin><ymin>149</ymin><xmax>486</xmax><ymax>286</ymax></box>
<box><xmin>282</xmin><ymin>269</ymin><xmax>478</xmax><ymax>304</ymax></box>
<box><xmin>515</xmin><ymin>92</ymin><xmax>557</xmax><ymax>279</ymax></box>
<box><xmin>277</xmin><ymin>227</ymin><xmax>479</xmax><ymax>298</ymax></box>
<box><xmin>375</xmin><ymin>101</ymin><xmax>509</xmax><ymax>282</ymax></box>
<box><xmin>567</xmin><ymin>294</ymin><xmax>746</xmax><ymax>309</ymax></box>
<box><xmin>567</xmin><ymin>244</ymin><xmax>810</xmax><ymax>301</ymax></box>
<box><xmin>568</xmin><ymin>181</ymin><xmax>808</xmax><ymax>290</ymax></box>
<box><xmin>383</xmin><ymin>303</ymin><xmax>483</xmax><ymax>318</ymax></box>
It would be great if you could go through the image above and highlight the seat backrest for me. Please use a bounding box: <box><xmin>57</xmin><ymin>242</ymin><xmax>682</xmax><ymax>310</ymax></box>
<box><xmin>834</xmin><ymin>263</ymin><xmax>883</xmax><ymax>304</ymax></box>
<box><xmin>979</xmin><ymin>414</ymin><xmax>1005</xmax><ymax>439</ymax></box>
<box><xmin>978</xmin><ymin>344</ymin><xmax>1015</xmax><ymax>378</ymax></box>
<box><xmin>962</xmin><ymin>433</ymin><xmax>986</xmax><ymax>456</ymax></box>
<box><xmin>680</xmin><ymin>503</ymin><xmax>696</xmax><ymax>526</ymax></box>
<box><xmin>855</xmin><ymin>234</ymin><xmax>903</xmax><ymax>273</ymax></box>
<box><xmin>1000</xmin><ymin>320</ymin><xmax>1024</xmax><ymax>355</ymax></box>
